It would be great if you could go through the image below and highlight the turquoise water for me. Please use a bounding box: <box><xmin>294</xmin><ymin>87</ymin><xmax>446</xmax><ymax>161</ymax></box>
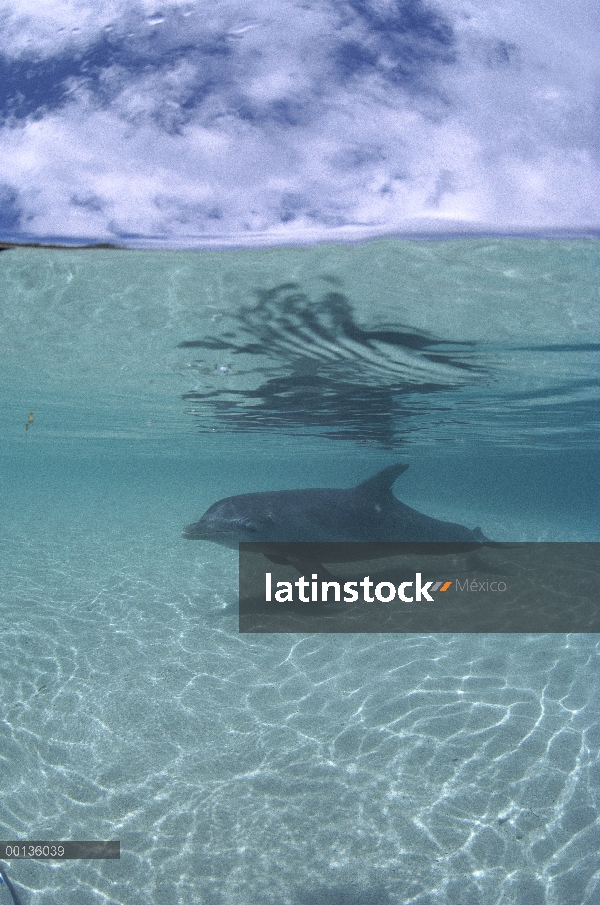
<box><xmin>0</xmin><ymin>241</ymin><xmax>599</xmax><ymax>904</ymax></box>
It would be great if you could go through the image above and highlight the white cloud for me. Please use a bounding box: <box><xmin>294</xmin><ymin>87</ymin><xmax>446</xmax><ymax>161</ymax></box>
<box><xmin>0</xmin><ymin>0</ymin><xmax>598</xmax><ymax>246</ymax></box>
<box><xmin>2</xmin><ymin>0</ymin><xmax>124</xmax><ymax>57</ymax></box>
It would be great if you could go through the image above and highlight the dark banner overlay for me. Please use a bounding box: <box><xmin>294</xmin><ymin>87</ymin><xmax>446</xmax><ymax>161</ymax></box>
<box><xmin>239</xmin><ymin>543</ymin><xmax>600</xmax><ymax>633</ymax></box>
<box><xmin>0</xmin><ymin>842</ymin><xmax>120</xmax><ymax>860</ymax></box>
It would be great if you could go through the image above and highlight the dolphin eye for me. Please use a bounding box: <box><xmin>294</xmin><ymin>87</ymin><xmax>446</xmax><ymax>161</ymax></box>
<box><xmin>232</xmin><ymin>517</ymin><xmax>258</xmax><ymax>531</ymax></box>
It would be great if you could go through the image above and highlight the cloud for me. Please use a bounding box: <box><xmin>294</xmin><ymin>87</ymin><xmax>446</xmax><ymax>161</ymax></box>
<box><xmin>0</xmin><ymin>0</ymin><xmax>598</xmax><ymax>246</ymax></box>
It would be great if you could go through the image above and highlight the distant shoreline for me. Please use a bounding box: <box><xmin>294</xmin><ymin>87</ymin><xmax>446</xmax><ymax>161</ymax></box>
<box><xmin>1</xmin><ymin>229</ymin><xmax>599</xmax><ymax>253</ymax></box>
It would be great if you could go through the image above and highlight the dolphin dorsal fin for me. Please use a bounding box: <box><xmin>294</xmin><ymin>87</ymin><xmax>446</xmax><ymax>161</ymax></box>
<box><xmin>354</xmin><ymin>463</ymin><xmax>409</xmax><ymax>499</ymax></box>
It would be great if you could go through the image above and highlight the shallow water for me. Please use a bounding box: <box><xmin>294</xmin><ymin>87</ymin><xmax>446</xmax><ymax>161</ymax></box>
<box><xmin>0</xmin><ymin>240</ymin><xmax>599</xmax><ymax>904</ymax></box>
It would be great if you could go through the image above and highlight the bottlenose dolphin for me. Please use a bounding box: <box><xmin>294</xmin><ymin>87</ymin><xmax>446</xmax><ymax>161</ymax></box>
<box><xmin>182</xmin><ymin>464</ymin><xmax>489</xmax><ymax>546</ymax></box>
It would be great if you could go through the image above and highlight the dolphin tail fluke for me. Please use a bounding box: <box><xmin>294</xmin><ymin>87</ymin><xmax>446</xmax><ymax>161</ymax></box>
<box><xmin>355</xmin><ymin>463</ymin><xmax>409</xmax><ymax>497</ymax></box>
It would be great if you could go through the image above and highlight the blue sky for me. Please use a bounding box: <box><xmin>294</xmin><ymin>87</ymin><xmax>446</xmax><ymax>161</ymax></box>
<box><xmin>0</xmin><ymin>0</ymin><xmax>598</xmax><ymax>247</ymax></box>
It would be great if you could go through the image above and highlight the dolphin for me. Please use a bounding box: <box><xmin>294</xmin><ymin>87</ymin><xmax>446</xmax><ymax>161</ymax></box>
<box><xmin>182</xmin><ymin>463</ymin><xmax>489</xmax><ymax>546</ymax></box>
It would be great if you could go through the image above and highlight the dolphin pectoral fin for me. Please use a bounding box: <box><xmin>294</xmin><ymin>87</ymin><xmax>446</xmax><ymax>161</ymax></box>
<box><xmin>355</xmin><ymin>463</ymin><xmax>409</xmax><ymax>498</ymax></box>
<box><xmin>264</xmin><ymin>554</ymin><xmax>338</xmax><ymax>585</ymax></box>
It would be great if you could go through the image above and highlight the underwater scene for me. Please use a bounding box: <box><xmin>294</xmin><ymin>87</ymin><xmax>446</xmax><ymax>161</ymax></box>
<box><xmin>0</xmin><ymin>239</ymin><xmax>599</xmax><ymax>904</ymax></box>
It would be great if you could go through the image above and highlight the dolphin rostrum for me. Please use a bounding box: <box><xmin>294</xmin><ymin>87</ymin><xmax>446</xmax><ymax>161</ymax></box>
<box><xmin>182</xmin><ymin>464</ymin><xmax>489</xmax><ymax>546</ymax></box>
